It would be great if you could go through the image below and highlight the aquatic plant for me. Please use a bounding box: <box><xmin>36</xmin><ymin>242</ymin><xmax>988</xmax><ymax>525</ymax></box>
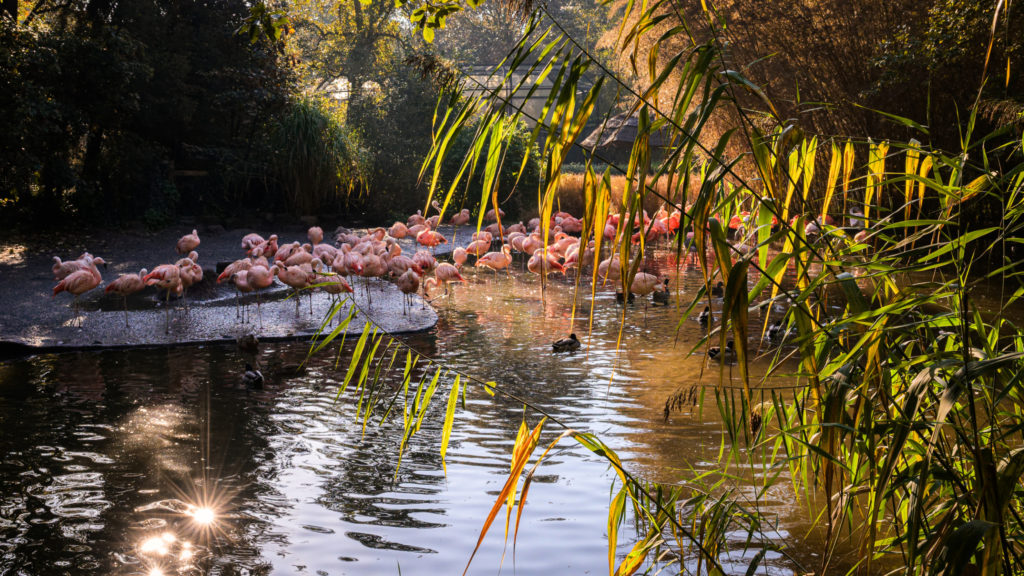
<box><xmin>305</xmin><ymin>0</ymin><xmax>1024</xmax><ymax>575</ymax></box>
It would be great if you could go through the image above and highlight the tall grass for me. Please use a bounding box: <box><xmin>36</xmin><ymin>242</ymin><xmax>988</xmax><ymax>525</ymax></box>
<box><xmin>269</xmin><ymin>97</ymin><xmax>367</xmax><ymax>214</ymax></box>
<box><xmin>305</xmin><ymin>0</ymin><xmax>1024</xmax><ymax>575</ymax></box>
<box><xmin>556</xmin><ymin>172</ymin><xmax>670</xmax><ymax>216</ymax></box>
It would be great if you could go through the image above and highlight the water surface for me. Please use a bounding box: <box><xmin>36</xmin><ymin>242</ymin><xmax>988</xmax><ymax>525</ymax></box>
<box><xmin>1</xmin><ymin>252</ymin><xmax>858</xmax><ymax>575</ymax></box>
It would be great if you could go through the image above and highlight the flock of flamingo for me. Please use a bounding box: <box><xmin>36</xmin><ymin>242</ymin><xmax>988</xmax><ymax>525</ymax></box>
<box><xmin>50</xmin><ymin>200</ymin><xmax>866</xmax><ymax>340</ymax></box>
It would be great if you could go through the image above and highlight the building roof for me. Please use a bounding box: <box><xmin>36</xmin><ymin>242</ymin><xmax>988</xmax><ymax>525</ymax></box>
<box><xmin>580</xmin><ymin>113</ymin><xmax>670</xmax><ymax>150</ymax></box>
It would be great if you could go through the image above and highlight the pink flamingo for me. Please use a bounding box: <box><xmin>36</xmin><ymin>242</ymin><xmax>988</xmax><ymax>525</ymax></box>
<box><xmin>434</xmin><ymin>263</ymin><xmax>466</xmax><ymax>297</ymax></box>
<box><xmin>218</xmin><ymin>258</ymin><xmax>253</xmax><ymax>317</ymax></box>
<box><xmin>407</xmin><ymin>210</ymin><xmax>426</xmax><ymax>227</ymax></box>
<box><xmin>105</xmin><ymin>267</ymin><xmax>147</xmax><ymax>327</ymax></box>
<box><xmin>452</xmin><ymin>247</ymin><xmax>468</xmax><ymax>268</ymax></box>
<box><xmin>144</xmin><ymin>264</ymin><xmax>182</xmax><ymax>333</ymax></box>
<box><xmin>412</xmin><ymin>250</ymin><xmax>436</xmax><ymax>273</ymax></box>
<box><xmin>449</xmin><ymin>208</ymin><xmax>471</xmax><ymax>242</ymax></box>
<box><xmin>176</xmin><ymin>229</ymin><xmax>200</xmax><ymax>255</ymax></box>
<box><xmin>274</xmin><ymin>241</ymin><xmax>301</xmax><ymax>263</ymax></box>
<box><xmin>241</xmin><ymin>233</ymin><xmax>265</xmax><ymax>253</ymax></box>
<box><xmin>308</xmin><ymin>226</ymin><xmax>324</xmax><ymax>245</ymax></box>
<box><xmin>53</xmin><ymin>257</ymin><xmax>105</xmax><ymax>326</ymax></box>
<box><xmin>416</xmin><ymin>227</ymin><xmax>447</xmax><ymax>251</ymax></box>
<box><xmin>284</xmin><ymin>245</ymin><xmax>314</xmax><ymax>267</ymax></box>
<box><xmin>528</xmin><ymin>248</ymin><xmax>564</xmax><ymax>278</ymax></box>
<box><xmin>246</xmin><ymin>264</ymin><xmax>277</xmax><ymax>328</ymax></box>
<box><xmin>389</xmin><ymin>222</ymin><xmax>409</xmax><ymax>239</ymax></box>
<box><xmin>277</xmin><ymin>264</ymin><xmax>312</xmax><ymax>316</ymax></box>
<box><xmin>249</xmin><ymin>234</ymin><xmax>278</xmax><ymax>258</ymax></box>
<box><xmin>51</xmin><ymin>252</ymin><xmax>95</xmax><ymax>280</ymax></box>
<box><xmin>395</xmin><ymin>269</ymin><xmax>421</xmax><ymax>314</ymax></box>
<box><xmin>475</xmin><ymin>245</ymin><xmax>512</xmax><ymax>275</ymax></box>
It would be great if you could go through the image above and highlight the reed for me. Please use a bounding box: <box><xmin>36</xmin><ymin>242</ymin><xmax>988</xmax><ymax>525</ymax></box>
<box><xmin>310</xmin><ymin>0</ymin><xmax>1024</xmax><ymax>574</ymax></box>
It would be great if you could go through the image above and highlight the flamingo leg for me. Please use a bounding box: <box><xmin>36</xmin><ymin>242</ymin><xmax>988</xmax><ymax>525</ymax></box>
<box><xmin>123</xmin><ymin>295</ymin><xmax>129</xmax><ymax>329</ymax></box>
<box><xmin>256</xmin><ymin>292</ymin><xmax>263</xmax><ymax>330</ymax></box>
<box><xmin>164</xmin><ymin>289</ymin><xmax>171</xmax><ymax>334</ymax></box>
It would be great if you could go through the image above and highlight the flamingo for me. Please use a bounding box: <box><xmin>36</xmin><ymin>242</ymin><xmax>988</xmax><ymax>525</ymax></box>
<box><xmin>249</xmin><ymin>234</ymin><xmax>279</xmax><ymax>258</ymax></box>
<box><xmin>408</xmin><ymin>210</ymin><xmax>426</xmax><ymax>227</ymax></box>
<box><xmin>630</xmin><ymin>271</ymin><xmax>660</xmax><ymax>319</ymax></box>
<box><xmin>284</xmin><ymin>246</ymin><xmax>314</xmax><ymax>268</ymax></box>
<box><xmin>475</xmin><ymin>245</ymin><xmax>512</xmax><ymax>275</ymax></box>
<box><xmin>484</xmin><ymin>207</ymin><xmax>505</xmax><ymax>222</ymax></box>
<box><xmin>241</xmin><ymin>233</ymin><xmax>265</xmax><ymax>253</ymax></box>
<box><xmin>246</xmin><ymin>263</ymin><xmax>277</xmax><ymax>328</ymax></box>
<box><xmin>277</xmin><ymin>264</ymin><xmax>312</xmax><ymax>316</ymax></box>
<box><xmin>434</xmin><ymin>263</ymin><xmax>466</xmax><ymax>296</ymax></box>
<box><xmin>312</xmin><ymin>243</ymin><xmax>338</xmax><ymax>266</ymax></box>
<box><xmin>105</xmin><ymin>267</ymin><xmax>147</xmax><ymax>327</ymax></box>
<box><xmin>389</xmin><ymin>222</ymin><xmax>409</xmax><ymax>239</ymax></box>
<box><xmin>406</xmin><ymin>223</ymin><xmax>428</xmax><ymax>237</ymax></box>
<box><xmin>450</xmin><ymin>209</ymin><xmax>471</xmax><ymax>226</ymax></box>
<box><xmin>308</xmin><ymin>226</ymin><xmax>324</xmax><ymax>245</ymax></box>
<box><xmin>174</xmin><ymin>251</ymin><xmax>201</xmax><ymax>310</ymax></box>
<box><xmin>387</xmin><ymin>254</ymin><xmax>422</xmax><ymax>278</ymax></box>
<box><xmin>597</xmin><ymin>256</ymin><xmax>621</xmax><ymax>285</ymax></box>
<box><xmin>51</xmin><ymin>252</ymin><xmax>96</xmax><ymax>280</ymax></box>
<box><xmin>484</xmin><ymin>222</ymin><xmax>504</xmax><ymax>238</ymax></box>
<box><xmin>395</xmin><ymin>269</ymin><xmax>421</xmax><ymax>315</ymax></box>
<box><xmin>218</xmin><ymin>258</ymin><xmax>253</xmax><ymax>317</ymax></box>
<box><xmin>274</xmin><ymin>241</ymin><xmax>301</xmax><ymax>263</ymax></box>
<box><xmin>527</xmin><ymin>248</ymin><xmax>564</xmax><ymax>278</ymax></box>
<box><xmin>52</xmin><ymin>257</ymin><xmax>105</xmax><ymax>327</ymax></box>
<box><xmin>144</xmin><ymin>264</ymin><xmax>183</xmax><ymax>333</ymax></box>
<box><xmin>465</xmin><ymin>238</ymin><xmax>491</xmax><ymax>257</ymax></box>
<box><xmin>176</xmin><ymin>229</ymin><xmax>200</xmax><ymax>255</ymax></box>
<box><xmin>320</xmin><ymin>273</ymin><xmax>354</xmax><ymax>322</ymax></box>
<box><xmin>452</xmin><ymin>247</ymin><xmax>468</xmax><ymax>269</ymax></box>
<box><xmin>448</xmin><ymin>208</ymin><xmax>471</xmax><ymax>243</ymax></box>
<box><xmin>412</xmin><ymin>250</ymin><xmax>436</xmax><ymax>273</ymax></box>
<box><xmin>422</xmin><ymin>276</ymin><xmax>442</xmax><ymax>303</ymax></box>
<box><xmin>630</xmin><ymin>272</ymin><xmax>660</xmax><ymax>298</ymax></box>
<box><xmin>416</xmin><ymin>227</ymin><xmax>447</xmax><ymax>253</ymax></box>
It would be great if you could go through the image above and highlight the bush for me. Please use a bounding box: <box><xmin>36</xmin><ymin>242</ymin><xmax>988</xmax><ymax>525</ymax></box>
<box><xmin>268</xmin><ymin>97</ymin><xmax>366</xmax><ymax>215</ymax></box>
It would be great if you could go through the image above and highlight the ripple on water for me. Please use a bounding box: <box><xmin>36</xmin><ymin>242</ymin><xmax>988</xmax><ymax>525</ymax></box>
<box><xmin>0</xmin><ymin>250</ymin><xmax>837</xmax><ymax>574</ymax></box>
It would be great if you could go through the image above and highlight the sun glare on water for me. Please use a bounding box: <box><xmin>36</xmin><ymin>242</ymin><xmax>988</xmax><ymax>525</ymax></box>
<box><xmin>190</xmin><ymin>506</ymin><xmax>216</xmax><ymax>525</ymax></box>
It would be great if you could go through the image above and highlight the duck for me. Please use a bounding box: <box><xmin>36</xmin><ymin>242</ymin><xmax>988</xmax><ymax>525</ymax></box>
<box><xmin>237</xmin><ymin>333</ymin><xmax>259</xmax><ymax>355</ymax></box>
<box><xmin>242</xmin><ymin>363</ymin><xmax>264</xmax><ymax>389</ymax></box>
<box><xmin>767</xmin><ymin>320</ymin><xmax>785</xmax><ymax>340</ymax></box>
<box><xmin>708</xmin><ymin>340</ymin><xmax>736</xmax><ymax>363</ymax></box>
<box><xmin>652</xmin><ymin>278</ymin><xmax>670</xmax><ymax>305</ymax></box>
<box><xmin>615</xmin><ymin>291</ymin><xmax>635</xmax><ymax>304</ymax></box>
<box><xmin>710</xmin><ymin>281</ymin><xmax>724</xmax><ymax>297</ymax></box>
<box><xmin>552</xmin><ymin>333</ymin><xmax>581</xmax><ymax>353</ymax></box>
<box><xmin>698</xmin><ymin>306</ymin><xmax>712</xmax><ymax>328</ymax></box>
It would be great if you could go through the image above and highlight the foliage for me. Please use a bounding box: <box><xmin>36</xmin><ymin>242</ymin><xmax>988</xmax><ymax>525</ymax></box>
<box><xmin>0</xmin><ymin>0</ymin><xmax>293</xmax><ymax>227</ymax></box>
<box><xmin>401</xmin><ymin>1</ymin><xmax>1024</xmax><ymax>575</ymax></box>
<box><xmin>268</xmin><ymin>97</ymin><xmax>366</xmax><ymax>215</ymax></box>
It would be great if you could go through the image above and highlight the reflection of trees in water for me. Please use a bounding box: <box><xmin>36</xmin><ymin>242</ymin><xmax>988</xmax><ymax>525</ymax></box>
<box><xmin>0</xmin><ymin>345</ymin><xmax>293</xmax><ymax>574</ymax></box>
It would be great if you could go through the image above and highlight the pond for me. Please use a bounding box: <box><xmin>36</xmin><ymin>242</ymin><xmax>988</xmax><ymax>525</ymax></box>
<box><xmin>1</xmin><ymin>249</ymin><xmax>861</xmax><ymax>576</ymax></box>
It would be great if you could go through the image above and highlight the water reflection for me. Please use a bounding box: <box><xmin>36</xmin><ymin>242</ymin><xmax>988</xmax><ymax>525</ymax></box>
<box><xmin>0</xmin><ymin>248</ymin><xmax>900</xmax><ymax>574</ymax></box>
